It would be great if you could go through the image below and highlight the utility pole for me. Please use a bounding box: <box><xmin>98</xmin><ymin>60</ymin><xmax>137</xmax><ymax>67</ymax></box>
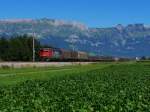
<box><xmin>32</xmin><ymin>33</ymin><xmax>35</xmax><ymax>62</ymax></box>
<box><xmin>70</xmin><ymin>43</ymin><xmax>75</xmax><ymax>51</ymax></box>
<box><xmin>71</xmin><ymin>44</ymin><xmax>75</xmax><ymax>51</ymax></box>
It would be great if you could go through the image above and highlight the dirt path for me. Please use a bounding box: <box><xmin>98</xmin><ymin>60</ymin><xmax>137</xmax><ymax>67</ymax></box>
<box><xmin>0</xmin><ymin>68</ymin><xmax>72</xmax><ymax>77</ymax></box>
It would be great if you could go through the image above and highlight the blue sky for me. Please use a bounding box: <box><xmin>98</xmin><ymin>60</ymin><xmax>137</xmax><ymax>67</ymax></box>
<box><xmin>0</xmin><ymin>0</ymin><xmax>150</xmax><ymax>27</ymax></box>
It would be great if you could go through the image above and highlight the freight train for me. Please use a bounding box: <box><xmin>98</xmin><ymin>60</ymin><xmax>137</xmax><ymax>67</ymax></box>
<box><xmin>39</xmin><ymin>48</ymin><xmax>117</xmax><ymax>62</ymax></box>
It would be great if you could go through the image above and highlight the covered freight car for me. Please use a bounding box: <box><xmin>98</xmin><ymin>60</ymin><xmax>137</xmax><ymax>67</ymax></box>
<box><xmin>61</xmin><ymin>50</ymin><xmax>88</xmax><ymax>61</ymax></box>
<box><xmin>60</xmin><ymin>49</ymin><xmax>72</xmax><ymax>60</ymax></box>
<box><xmin>77</xmin><ymin>51</ymin><xmax>88</xmax><ymax>60</ymax></box>
<box><xmin>61</xmin><ymin>50</ymin><xmax>79</xmax><ymax>61</ymax></box>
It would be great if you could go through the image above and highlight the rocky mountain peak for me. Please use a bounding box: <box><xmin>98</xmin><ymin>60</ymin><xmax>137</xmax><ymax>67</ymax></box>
<box><xmin>0</xmin><ymin>19</ymin><xmax>33</xmax><ymax>23</ymax></box>
<box><xmin>116</xmin><ymin>24</ymin><xmax>124</xmax><ymax>31</ymax></box>
<box><xmin>126</xmin><ymin>24</ymin><xmax>145</xmax><ymax>31</ymax></box>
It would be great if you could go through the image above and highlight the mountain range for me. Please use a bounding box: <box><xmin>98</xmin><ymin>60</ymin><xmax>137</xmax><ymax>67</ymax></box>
<box><xmin>0</xmin><ymin>18</ymin><xmax>150</xmax><ymax>57</ymax></box>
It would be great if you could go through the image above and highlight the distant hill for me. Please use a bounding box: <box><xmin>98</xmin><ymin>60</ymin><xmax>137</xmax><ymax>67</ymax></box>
<box><xmin>0</xmin><ymin>18</ymin><xmax>150</xmax><ymax>57</ymax></box>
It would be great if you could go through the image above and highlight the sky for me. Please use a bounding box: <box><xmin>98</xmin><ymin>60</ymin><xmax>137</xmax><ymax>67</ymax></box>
<box><xmin>0</xmin><ymin>0</ymin><xmax>150</xmax><ymax>27</ymax></box>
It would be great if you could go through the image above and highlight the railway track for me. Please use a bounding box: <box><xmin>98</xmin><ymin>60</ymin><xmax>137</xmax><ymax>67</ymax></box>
<box><xmin>0</xmin><ymin>62</ymin><xmax>95</xmax><ymax>68</ymax></box>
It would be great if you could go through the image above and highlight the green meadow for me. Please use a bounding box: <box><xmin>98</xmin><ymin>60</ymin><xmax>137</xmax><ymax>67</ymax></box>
<box><xmin>0</xmin><ymin>62</ymin><xmax>149</xmax><ymax>111</ymax></box>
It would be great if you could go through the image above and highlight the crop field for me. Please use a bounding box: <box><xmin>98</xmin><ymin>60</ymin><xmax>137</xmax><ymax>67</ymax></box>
<box><xmin>0</xmin><ymin>62</ymin><xmax>149</xmax><ymax>111</ymax></box>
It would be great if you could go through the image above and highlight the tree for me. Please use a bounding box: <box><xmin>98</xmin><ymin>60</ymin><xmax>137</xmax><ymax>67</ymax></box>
<box><xmin>0</xmin><ymin>35</ymin><xmax>42</xmax><ymax>61</ymax></box>
<box><xmin>0</xmin><ymin>37</ymin><xmax>10</xmax><ymax>61</ymax></box>
<box><xmin>141</xmin><ymin>56</ymin><xmax>146</xmax><ymax>60</ymax></box>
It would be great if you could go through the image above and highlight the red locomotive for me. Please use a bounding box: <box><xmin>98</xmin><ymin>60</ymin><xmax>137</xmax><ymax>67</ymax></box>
<box><xmin>39</xmin><ymin>48</ymin><xmax>62</xmax><ymax>61</ymax></box>
<box><xmin>39</xmin><ymin>48</ymin><xmax>53</xmax><ymax>58</ymax></box>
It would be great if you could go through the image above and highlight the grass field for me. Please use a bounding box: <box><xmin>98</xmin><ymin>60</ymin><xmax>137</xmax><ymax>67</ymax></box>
<box><xmin>0</xmin><ymin>62</ymin><xmax>149</xmax><ymax>111</ymax></box>
<box><xmin>0</xmin><ymin>63</ymin><xmax>109</xmax><ymax>86</ymax></box>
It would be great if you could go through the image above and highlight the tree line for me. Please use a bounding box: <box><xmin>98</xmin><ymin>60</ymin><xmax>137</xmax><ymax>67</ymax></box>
<box><xmin>0</xmin><ymin>35</ymin><xmax>45</xmax><ymax>61</ymax></box>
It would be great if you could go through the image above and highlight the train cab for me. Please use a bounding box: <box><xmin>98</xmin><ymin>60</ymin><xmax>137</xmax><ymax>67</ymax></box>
<box><xmin>39</xmin><ymin>48</ymin><xmax>53</xmax><ymax>58</ymax></box>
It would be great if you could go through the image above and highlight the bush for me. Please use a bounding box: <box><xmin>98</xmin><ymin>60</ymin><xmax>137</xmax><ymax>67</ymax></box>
<box><xmin>0</xmin><ymin>65</ymin><xmax>11</xmax><ymax>69</ymax></box>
